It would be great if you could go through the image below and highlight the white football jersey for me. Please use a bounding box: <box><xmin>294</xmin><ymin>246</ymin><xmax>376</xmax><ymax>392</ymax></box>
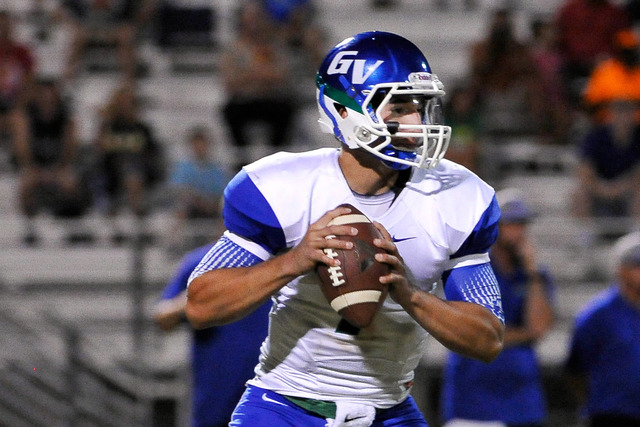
<box><xmin>220</xmin><ymin>148</ymin><xmax>498</xmax><ymax>408</ymax></box>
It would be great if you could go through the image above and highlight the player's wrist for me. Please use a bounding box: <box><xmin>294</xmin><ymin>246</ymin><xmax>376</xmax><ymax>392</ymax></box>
<box><xmin>278</xmin><ymin>249</ymin><xmax>309</xmax><ymax>280</ymax></box>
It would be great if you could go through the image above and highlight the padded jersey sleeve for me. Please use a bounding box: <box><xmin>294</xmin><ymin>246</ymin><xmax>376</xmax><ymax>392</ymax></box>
<box><xmin>449</xmin><ymin>194</ymin><xmax>501</xmax><ymax>263</ymax></box>
<box><xmin>442</xmin><ymin>195</ymin><xmax>504</xmax><ymax>322</ymax></box>
<box><xmin>186</xmin><ymin>169</ymin><xmax>288</xmax><ymax>287</ymax></box>
<box><xmin>222</xmin><ymin>169</ymin><xmax>287</xmax><ymax>255</ymax></box>
<box><xmin>187</xmin><ymin>234</ymin><xmax>265</xmax><ymax>286</ymax></box>
<box><xmin>443</xmin><ymin>263</ymin><xmax>504</xmax><ymax>323</ymax></box>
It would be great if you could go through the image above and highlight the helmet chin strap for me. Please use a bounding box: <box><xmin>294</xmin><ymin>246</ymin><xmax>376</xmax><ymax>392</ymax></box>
<box><xmin>381</xmin><ymin>147</ymin><xmax>415</xmax><ymax>170</ymax></box>
<box><xmin>379</xmin><ymin>122</ymin><xmax>411</xmax><ymax>170</ymax></box>
<box><xmin>357</xmin><ymin>133</ymin><xmax>415</xmax><ymax>171</ymax></box>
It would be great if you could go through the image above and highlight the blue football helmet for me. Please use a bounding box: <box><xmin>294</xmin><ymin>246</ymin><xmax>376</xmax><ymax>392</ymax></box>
<box><xmin>316</xmin><ymin>31</ymin><xmax>451</xmax><ymax>170</ymax></box>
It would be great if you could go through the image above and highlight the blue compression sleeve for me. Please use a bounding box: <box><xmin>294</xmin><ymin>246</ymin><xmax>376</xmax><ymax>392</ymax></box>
<box><xmin>443</xmin><ymin>263</ymin><xmax>504</xmax><ymax>323</ymax></box>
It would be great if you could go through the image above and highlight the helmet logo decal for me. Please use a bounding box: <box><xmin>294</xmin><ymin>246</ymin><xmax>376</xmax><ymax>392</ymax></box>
<box><xmin>409</xmin><ymin>72</ymin><xmax>432</xmax><ymax>82</ymax></box>
<box><xmin>327</xmin><ymin>51</ymin><xmax>384</xmax><ymax>85</ymax></box>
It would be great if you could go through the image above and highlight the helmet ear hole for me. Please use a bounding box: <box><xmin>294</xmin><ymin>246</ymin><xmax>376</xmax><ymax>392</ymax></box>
<box><xmin>334</xmin><ymin>103</ymin><xmax>348</xmax><ymax>118</ymax></box>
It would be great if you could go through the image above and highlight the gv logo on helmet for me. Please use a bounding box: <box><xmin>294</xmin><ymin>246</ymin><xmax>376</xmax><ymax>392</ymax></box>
<box><xmin>327</xmin><ymin>51</ymin><xmax>384</xmax><ymax>84</ymax></box>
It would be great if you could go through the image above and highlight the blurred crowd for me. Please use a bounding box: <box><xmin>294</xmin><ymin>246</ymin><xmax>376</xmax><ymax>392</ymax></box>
<box><xmin>0</xmin><ymin>0</ymin><xmax>328</xmax><ymax>251</ymax></box>
<box><xmin>0</xmin><ymin>0</ymin><xmax>638</xmax><ymax>252</ymax></box>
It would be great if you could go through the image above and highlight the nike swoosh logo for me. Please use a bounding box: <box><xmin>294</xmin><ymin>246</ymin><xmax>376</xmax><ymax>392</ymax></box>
<box><xmin>392</xmin><ymin>236</ymin><xmax>417</xmax><ymax>243</ymax></box>
<box><xmin>261</xmin><ymin>393</ymin><xmax>287</xmax><ymax>407</ymax></box>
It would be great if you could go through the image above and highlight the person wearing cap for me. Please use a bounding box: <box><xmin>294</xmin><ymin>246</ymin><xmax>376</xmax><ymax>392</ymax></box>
<box><xmin>564</xmin><ymin>231</ymin><xmax>640</xmax><ymax>427</ymax></box>
<box><xmin>441</xmin><ymin>189</ymin><xmax>555</xmax><ymax>427</ymax></box>
<box><xmin>582</xmin><ymin>28</ymin><xmax>640</xmax><ymax>124</ymax></box>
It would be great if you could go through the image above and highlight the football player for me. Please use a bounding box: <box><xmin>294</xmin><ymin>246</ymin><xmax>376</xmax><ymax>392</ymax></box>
<box><xmin>186</xmin><ymin>31</ymin><xmax>505</xmax><ymax>427</ymax></box>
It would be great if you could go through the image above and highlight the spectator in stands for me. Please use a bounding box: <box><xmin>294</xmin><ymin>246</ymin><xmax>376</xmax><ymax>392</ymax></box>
<box><xmin>555</xmin><ymin>0</ymin><xmax>631</xmax><ymax>106</ymax></box>
<box><xmin>261</xmin><ymin>0</ymin><xmax>312</xmax><ymax>23</ymax></box>
<box><xmin>59</xmin><ymin>0</ymin><xmax>156</xmax><ymax>82</ymax></box>
<box><xmin>582</xmin><ymin>28</ymin><xmax>640</xmax><ymax>124</ymax></box>
<box><xmin>441</xmin><ymin>188</ymin><xmax>555</xmax><ymax>427</ymax></box>
<box><xmin>12</xmin><ymin>78</ymin><xmax>91</xmax><ymax>245</ymax></box>
<box><xmin>564</xmin><ymin>231</ymin><xmax>640</xmax><ymax>427</ymax></box>
<box><xmin>168</xmin><ymin>126</ymin><xmax>233</xmax><ymax>253</ymax></box>
<box><xmin>469</xmin><ymin>8</ymin><xmax>545</xmax><ymax>141</ymax></box>
<box><xmin>529</xmin><ymin>16</ymin><xmax>572</xmax><ymax>145</ymax></box>
<box><xmin>220</xmin><ymin>0</ymin><xmax>296</xmax><ymax>170</ymax></box>
<box><xmin>154</xmin><ymin>243</ymin><xmax>270</xmax><ymax>427</ymax></box>
<box><xmin>0</xmin><ymin>10</ymin><xmax>36</xmax><ymax>165</ymax></box>
<box><xmin>273</xmin><ymin>0</ymin><xmax>328</xmax><ymax>108</ymax></box>
<box><xmin>93</xmin><ymin>82</ymin><xmax>164</xmax><ymax>242</ymax></box>
<box><xmin>443</xmin><ymin>83</ymin><xmax>481</xmax><ymax>173</ymax></box>
<box><xmin>244</xmin><ymin>0</ymin><xmax>328</xmax><ymax>124</ymax></box>
<box><xmin>571</xmin><ymin>99</ymin><xmax>640</xmax><ymax>219</ymax></box>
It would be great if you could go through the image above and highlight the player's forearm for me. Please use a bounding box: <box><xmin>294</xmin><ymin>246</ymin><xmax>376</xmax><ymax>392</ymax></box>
<box><xmin>394</xmin><ymin>284</ymin><xmax>504</xmax><ymax>362</ymax></box>
<box><xmin>186</xmin><ymin>251</ymin><xmax>299</xmax><ymax>328</ymax></box>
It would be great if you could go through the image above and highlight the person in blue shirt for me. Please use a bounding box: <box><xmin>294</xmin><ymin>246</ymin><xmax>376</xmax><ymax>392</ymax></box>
<box><xmin>564</xmin><ymin>231</ymin><xmax>640</xmax><ymax>427</ymax></box>
<box><xmin>168</xmin><ymin>127</ymin><xmax>233</xmax><ymax>251</ymax></box>
<box><xmin>154</xmin><ymin>244</ymin><xmax>271</xmax><ymax>427</ymax></box>
<box><xmin>169</xmin><ymin>127</ymin><xmax>232</xmax><ymax>219</ymax></box>
<box><xmin>440</xmin><ymin>188</ymin><xmax>555</xmax><ymax>427</ymax></box>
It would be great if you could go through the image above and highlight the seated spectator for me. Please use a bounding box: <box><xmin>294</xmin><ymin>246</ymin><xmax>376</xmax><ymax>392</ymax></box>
<box><xmin>582</xmin><ymin>28</ymin><xmax>640</xmax><ymax>124</ymax></box>
<box><xmin>221</xmin><ymin>0</ymin><xmax>296</xmax><ymax>169</ymax></box>
<box><xmin>441</xmin><ymin>188</ymin><xmax>555</xmax><ymax>427</ymax></box>
<box><xmin>59</xmin><ymin>0</ymin><xmax>156</xmax><ymax>82</ymax></box>
<box><xmin>571</xmin><ymin>99</ymin><xmax>640</xmax><ymax>219</ymax></box>
<box><xmin>168</xmin><ymin>126</ymin><xmax>232</xmax><ymax>252</ymax></box>
<box><xmin>555</xmin><ymin>0</ymin><xmax>631</xmax><ymax>106</ymax></box>
<box><xmin>93</xmin><ymin>82</ymin><xmax>164</xmax><ymax>242</ymax></box>
<box><xmin>12</xmin><ymin>78</ymin><xmax>91</xmax><ymax>245</ymax></box>
<box><xmin>564</xmin><ymin>231</ymin><xmax>640</xmax><ymax>427</ymax></box>
<box><xmin>0</xmin><ymin>9</ymin><xmax>35</xmax><ymax>166</ymax></box>
<box><xmin>469</xmin><ymin>8</ymin><xmax>545</xmax><ymax>140</ymax></box>
<box><xmin>529</xmin><ymin>16</ymin><xmax>572</xmax><ymax>144</ymax></box>
<box><xmin>261</xmin><ymin>0</ymin><xmax>313</xmax><ymax>23</ymax></box>
<box><xmin>275</xmin><ymin>0</ymin><xmax>328</xmax><ymax>103</ymax></box>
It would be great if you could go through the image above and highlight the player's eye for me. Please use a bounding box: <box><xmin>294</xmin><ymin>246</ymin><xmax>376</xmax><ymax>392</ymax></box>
<box><xmin>391</xmin><ymin>103</ymin><xmax>420</xmax><ymax>115</ymax></box>
<box><xmin>390</xmin><ymin>105</ymin><xmax>408</xmax><ymax>115</ymax></box>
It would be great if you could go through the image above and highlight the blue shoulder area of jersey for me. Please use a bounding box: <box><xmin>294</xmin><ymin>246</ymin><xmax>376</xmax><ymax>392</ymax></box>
<box><xmin>223</xmin><ymin>169</ymin><xmax>286</xmax><ymax>254</ymax></box>
<box><xmin>451</xmin><ymin>194</ymin><xmax>500</xmax><ymax>259</ymax></box>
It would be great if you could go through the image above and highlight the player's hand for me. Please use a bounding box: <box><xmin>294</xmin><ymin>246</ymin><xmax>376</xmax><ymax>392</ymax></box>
<box><xmin>286</xmin><ymin>206</ymin><xmax>357</xmax><ymax>276</ymax></box>
<box><xmin>372</xmin><ymin>222</ymin><xmax>411</xmax><ymax>297</ymax></box>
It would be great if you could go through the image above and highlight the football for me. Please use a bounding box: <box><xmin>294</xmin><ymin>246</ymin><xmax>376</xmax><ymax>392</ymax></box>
<box><xmin>316</xmin><ymin>204</ymin><xmax>390</xmax><ymax>329</ymax></box>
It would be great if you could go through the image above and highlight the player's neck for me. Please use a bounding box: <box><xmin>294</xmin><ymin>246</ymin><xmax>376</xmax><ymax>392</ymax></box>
<box><xmin>339</xmin><ymin>148</ymin><xmax>400</xmax><ymax>196</ymax></box>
